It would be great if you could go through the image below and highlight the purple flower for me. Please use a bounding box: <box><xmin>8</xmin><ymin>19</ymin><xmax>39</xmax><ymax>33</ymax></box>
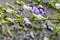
<box><xmin>29</xmin><ymin>32</ymin><xmax>34</xmax><ymax>40</ymax></box>
<box><xmin>38</xmin><ymin>7</ymin><xmax>44</xmax><ymax>11</ymax></box>
<box><xmin>10</xmin><ymin>22</ymin><xmax>18</xmax><ymax>29</ymax></box>
<box><xmin>11</xmin><ymin>25</ymin><xmax>18</xmax><ymax>29</ymax></box>
<box><xmin>46</xmin><ymin>22</ymin><xmax>53</xmax><ymax>32</ymax></box>
<box><xmin>37</xmin><ymin>7</ymin><xmax>47</xmax><ymax>15</ymax></box>
<box><xmin>10</xmin><ymin>22</ymin><xmax>14</xmax><ymax>25</ymax></box>
<box><xmin>30</xmin><ymin>6</ymin><xmax>47</xmax><ymax>15</ymax></box>
<box><xmin>23</xmin><ymin>5</ymin><xmax>47</xmax><ymax>15</ymax></box>
<box><xmin>24</xmin><ymin>18</ymin><xmax>33</xmax><ymax>29</ymax></box>
<box><xmin>25</xmin><ymin>23</ymin><xmax>32</xmax><ymax>29</ymax></box>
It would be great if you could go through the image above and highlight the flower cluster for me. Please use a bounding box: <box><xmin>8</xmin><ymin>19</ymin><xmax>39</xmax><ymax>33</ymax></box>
<box><xmin>23</xmin><ymin>5</ymin><xmax>47</xmax><ymax>15</ymax></box>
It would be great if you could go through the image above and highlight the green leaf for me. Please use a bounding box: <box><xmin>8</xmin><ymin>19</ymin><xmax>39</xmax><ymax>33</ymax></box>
<box><xmin>58</xmin><ymin>0</ymin><xmax>60</xmax><ymax>2</ymax></box>
<box><xmin>6</xmin><ymin>3</ymin><xmax>14</xmax><ymax>8</ymax></box>
<box><xmin>18</xmin><ymin>27</ymin><xmax>23</xmax><ymax>30</ymax></box>
<box><xmin>16</xmin><ymin>1</ymin><xmax>21</xmax><ymax>5</ymax></box>
<box><xmin>2</xmin><ymin>8</ymin><xmax>6</xmax><ymax>13</ymax></box>
<box><xmin>0</xmin><ymin>5</ymin><xmax>3</xmax><ymax>9</ymax></box>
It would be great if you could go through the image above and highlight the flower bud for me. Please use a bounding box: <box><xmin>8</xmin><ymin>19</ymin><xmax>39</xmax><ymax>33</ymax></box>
<box><xmin>55</xmin><ymin>3</ymin><xmax>60</xmax><ymax>9</ymax></box>
<box><xmin>29</xmin><ymin>32</ymin><xmax>34</xmax><ymax>40</ymax></box>
<box><xmin>24</xmin><ymin>17</ymin><xmax>33</xmax><ymax>29</ymax></box>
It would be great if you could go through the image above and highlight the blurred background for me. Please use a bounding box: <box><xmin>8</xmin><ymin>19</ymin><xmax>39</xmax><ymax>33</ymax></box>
<box><xmin>0</xmin><ymin>0</ymin><xmax>60</xmax><ymax>40</ymax></box>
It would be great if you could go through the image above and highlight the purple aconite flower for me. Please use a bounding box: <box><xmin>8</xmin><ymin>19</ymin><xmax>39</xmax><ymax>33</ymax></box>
<box><xmin>46</xmin><ymin>22</ymin><xmax>53</xmax><ymax>32</ymax></box>
<box><xmin>29</xmin><ymin>32</ymin><xmax>34</xmax><ymax>40</ymax></box>
<box><xmin>24</xmin><ymin>17</ymin><xmax>33</xmax><ymax>29</ymax></box>
<box><xmin>10</xmin><ymin>22</ymin><xmax>19</xmax><ymax>29</ymax></box>
<box><xmin>30</xmin><ymin>5</ymin><xmax>47</xmax><ymax>15</ymax></box>
<box><xmin>37</xmin><ymin>7</ymin><xmax>47</xmax><ymax>15</ymax></box>
<box><xmin>23</xmin><ymin>5</ymin><xmax>47</xmax><ymax>15</ymax></box>
<box><xmin>11</xmin><ymin>25</ymin><xmax>18</xmax><ymax>29</ymax></box>
<box><xmin>30</xmin><ymin>6</ymin><xmax>40</xmax><ymax>14</ymax></box>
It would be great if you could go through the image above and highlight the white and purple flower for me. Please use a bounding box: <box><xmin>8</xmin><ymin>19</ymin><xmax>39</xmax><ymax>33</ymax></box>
<box><xmin>55</xmin><ymin>3</ymin><xmax>60</xmax><ymax>9</ymax></box>
<box><xmin>29</xmin><ymin>31</ymin><xmax>35</xmax><ymax>40</ymax></box>
<box><xmin>37</xmin><ymin>7</ymin><xmax>47</xmax><ymax>15</ymax></box>
<box><xmin>23</xmin><ymin>5</ymin><xmax>47</xmax><ymax>15</ymax></box>
<box><xmin>24</xmin><ymin>17</ymin><xmax>33</xmax><ymax>29</ymax></box>
<box><xmin>46</xmin><ymin>21</ymin><xmax>53</xmax><ymax>32</ymax></box>
<box><xmin>30</xmin><ymin>5</ymin><xmax>47</xmax><ymax>14</ymax></box>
